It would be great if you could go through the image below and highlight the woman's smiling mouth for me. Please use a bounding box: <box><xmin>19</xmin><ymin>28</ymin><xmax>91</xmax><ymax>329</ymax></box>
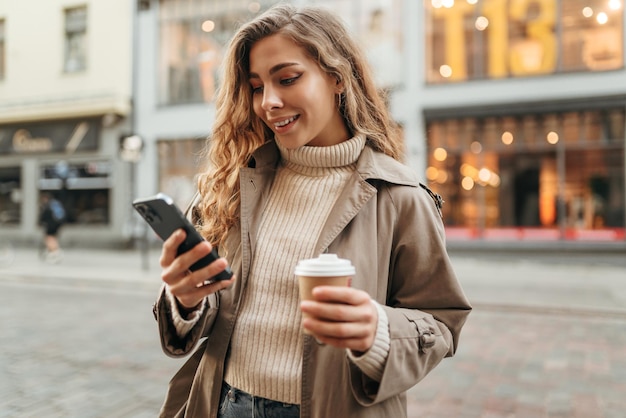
<box><xmin>274</xmin><ymin>115</ymin><xmax>299</xmax><ymax>128</ymax></box>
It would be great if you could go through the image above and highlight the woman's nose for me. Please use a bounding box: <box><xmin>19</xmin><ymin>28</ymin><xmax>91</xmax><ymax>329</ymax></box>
<box><xmin>261</xmin><ymin>87</ymin><xmax>282</xmax><ymax>111</ymax></box>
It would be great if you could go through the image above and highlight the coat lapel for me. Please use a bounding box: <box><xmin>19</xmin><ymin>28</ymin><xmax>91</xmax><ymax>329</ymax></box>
<box><xmin>239</xmin><ymin>142</ymin><xmax>279</xmax><ymax>282</ymax></box>
<box><xmin>314</xmin><ymin>145</ymin><xmax>420</xmax><ymax>254</ymax></box>
<box><xmin>315</xmin><ymin>173</ymin><xmax>377</xmax><ymax>254</ymax></box>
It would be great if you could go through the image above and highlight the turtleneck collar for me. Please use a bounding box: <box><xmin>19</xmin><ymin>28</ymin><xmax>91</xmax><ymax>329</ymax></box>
<box><xmin>276</xmin><ymin>134</ymin><xmax>366</xmax><ymax>171</ymax></box>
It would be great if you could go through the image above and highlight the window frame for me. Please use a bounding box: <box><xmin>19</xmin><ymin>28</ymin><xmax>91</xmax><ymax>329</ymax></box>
<box><xmin>63</xmin><ymin>6</ymin><xmax>88</xmax><ymax>73</ymax></box>
<box><xmin>0</xmin><ymin>19</ymin><xmax>5</xmax><ymax>80</ymax></box>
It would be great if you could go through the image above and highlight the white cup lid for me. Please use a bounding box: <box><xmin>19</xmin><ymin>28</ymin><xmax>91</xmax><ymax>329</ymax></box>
<box><xmin>294</xmin><ymin>254</ymin><xmax>355</xmax><ymax>277</ymax></box>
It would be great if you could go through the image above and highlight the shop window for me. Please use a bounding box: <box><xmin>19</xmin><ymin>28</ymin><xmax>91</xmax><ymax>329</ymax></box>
<box><xmin>64</xmin><ymin>6</ymin><xmax>88</xmax><ymax>73</ymax></box>
<box><xmin>500</xmin><ymin>116</ymin><xmax>518</xmax><ymax>148</ymax></box>
<box><xmin>158</xmin><ymin>0</ymin><xmax>405</xmax><ymax>104</ymax></box>
<box><xmin>582</xmin><ymin>111</ymin><xmax>603</xmax><ymax>142</ymax></box>
<box><xmin>39</xmin><ymin>161</ymin><xmax>111</xmax><ymax>224</ymax></box>
<box><xmin>0</xmin><ymin>167</ymin><xmax>21</xmax><ymax>225</ymax></box>
<box><xmin>461</xmin><ymin>118</ymin><xmax>480</xmax><ymax>150</ymax></box>
<box><xmin>606</xmin><ymin>109</ymin><xmax>625</xmax><ymax>142</ymax></box>
<box><xmin>356</xmin><ymin>1</ymin><xmax>405</xmax><ymax>89</ymax></box>
<box><xmin>520</xmin><ymin>115</ymin><xmax>539</xmax><ymax>148</ymax></box>
<box><xmin>425</xmin><ymin>0</ymin><xmax>624</xmax><ymax>83</ymax></box>
<box><xmin>157</xmin><ymin>138</ymin><xmax>205</xmax><ymax>209</ymax></box>
<box><xmin>426</xmin><ymin>107</ymin><xmax>625</xmax><ymax>240</ymax></box>
<box><xmin>483</xmin><ymin>117</ymin><xmax>500</xmax><ymax>149</ymax></box>
<box><xmin>565</xmin><ymin>149</ymin><xmax>624</xmax><ymax>229</ymax></box>
<box><xmin>561</xmin><ymin>0</ymin><xmax>623</xmax><ymax>72</ymax></box>
<box><xmin>562</xmin><ymin>112</ymin><xmax>582</xmax><ymax>144</ymax></box>
<box><xmin>159</xmin><ymin>0</ymin><xmax>270</xmax><ymax>105</ymax></box>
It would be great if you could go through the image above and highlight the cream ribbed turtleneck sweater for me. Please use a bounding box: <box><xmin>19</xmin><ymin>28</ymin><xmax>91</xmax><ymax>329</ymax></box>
<box><xmin>223</xmin><ymin>135</ymin><xmax>366</xmax><ymax>404</ymax></box>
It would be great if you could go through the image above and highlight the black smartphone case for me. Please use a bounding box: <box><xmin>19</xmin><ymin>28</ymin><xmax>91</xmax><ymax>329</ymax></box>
<box><xmin>132</xmin><ymin>193</ymin><xmax>232</xmax><ymax>280</ymax></box>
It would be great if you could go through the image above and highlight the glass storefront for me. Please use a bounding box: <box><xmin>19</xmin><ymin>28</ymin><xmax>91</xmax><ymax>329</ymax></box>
<box><xmin>426</xmin><ymin>107</ymin><xmax>626</xmax><ymax>240</ymax></box>
<box><xmin>157</xmin><ymin>138</ymin><xmax>206</xmax><ymax>209</ymax></box>
<box><xmin>157</xmin><ymin>0</ymin><xmax>404</xmax><ymax>106</ymax></box>
<box><xmin>0</xmin><ymin>118</ymin><xmax>112</xmax><ymax>234</ymax></box>
<box><xmin>152</xmin><ymin>0</ymin><xmax>625</xmax><ymax>247</ymax></box>
<box><xmin>0</xmin><ymin>166</ymin><xmax>21</xmax><ymax>225</ymax></box>
<box><xmin>425</xmin><ymin>0</ymin><xmax>624</xmax><ymax>83</ymax></box>
<box><xmin>38</xmin><ymin>161</ymin><xmax>112</xmax><ymax>225</ymax></box>
<box><xmin>158</xmin><ymin>0</ymin><xmax>258</xmax><ymax>105</ymax></box>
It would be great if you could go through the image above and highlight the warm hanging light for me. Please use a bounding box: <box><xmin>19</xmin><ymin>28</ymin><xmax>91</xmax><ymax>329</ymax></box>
<box><xmin>433</xmin><ymin>147</ymin><xmax>448</xmax><ymax>161</ymax></box>
<box><xmin>201</xmin><ymin>20</ymin><xmax>215</xmax><ymax>32</ymax></box>
<box><xmin>439</xmin><ymin>65</ymin><xmax>453</xmax><ymax>78</ymax></box>
<box><xmin>546</xmin><ymin>131</ymin><xmax>559</xmax><ymax>144</ymax></box>
<box><xmin>501</xmin><ymin>131</ymin><xmax>514</xmax><ymax>145</ymax></box>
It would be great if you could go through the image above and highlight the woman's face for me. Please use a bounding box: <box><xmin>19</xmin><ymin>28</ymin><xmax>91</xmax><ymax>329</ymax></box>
<box><xmin>248</xmin><ymin>34</ymin><xmax>349</xmax><ymax>148</ymax></box>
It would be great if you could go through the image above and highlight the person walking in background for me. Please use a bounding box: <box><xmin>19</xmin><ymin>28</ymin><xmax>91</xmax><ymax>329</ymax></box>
<box><xmin>152</xmin><ymin>4</ymin><xmax>471</xmax><ymax>417</ymax></box>
<box><xmin>38</xmin><ymin>192</ymin><xmax>65</xmax><ymax>263</ymax></box>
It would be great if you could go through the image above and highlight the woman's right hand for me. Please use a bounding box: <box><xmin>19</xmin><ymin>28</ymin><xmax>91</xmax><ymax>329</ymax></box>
<box><xmin>160</xmin><ymin>229</ymin><xmax>235</xmax><ymax>310</ymax></box>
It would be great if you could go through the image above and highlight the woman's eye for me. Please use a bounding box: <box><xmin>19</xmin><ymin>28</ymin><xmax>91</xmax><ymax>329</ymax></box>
<box><xmin>281</xmin><ymin>75</ymin><xmax>300</xmax><ymax>86</ymax></box>
<box><xmin>251</xmin><ymin>85</ymin><xmax>263</xmax><ymax>94</ymax></box>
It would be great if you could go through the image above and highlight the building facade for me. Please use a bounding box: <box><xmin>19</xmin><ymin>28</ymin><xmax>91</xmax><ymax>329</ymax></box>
<box><xmin>133</xmin><ymin>0</ymin><xmax>405</xmax><ymax>210</ymax></box>
<box><xmin>0</xmin><ymin>0</ymin><xmax>134</xmax><ymax>246</ymax></box>
<box><xmin>134</xmin><ymin>0</ymin><xmax>625</xmax><ymax>249</ymax></box>
<box><xmin>5</xmin><ymin>0</ymin><xmax>620</xmax><ymax>248</ymax></box>
<box><xmin>418</xmin><ymin>0</ymin><xmax>626</xmax><ymax>247</ymax></box>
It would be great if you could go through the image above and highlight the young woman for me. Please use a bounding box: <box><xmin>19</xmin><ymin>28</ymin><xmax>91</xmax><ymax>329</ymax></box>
<box><xmin>154</xmin><ymin>4</ymin><xmax>471</xmax><ymax>418</ymax></box>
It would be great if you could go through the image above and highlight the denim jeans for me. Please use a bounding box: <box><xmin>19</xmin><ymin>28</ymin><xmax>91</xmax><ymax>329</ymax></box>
<box><xmin>218</xmin><ymin>382</ymin><xmax>300</xmax><ymax>418</ymax></box>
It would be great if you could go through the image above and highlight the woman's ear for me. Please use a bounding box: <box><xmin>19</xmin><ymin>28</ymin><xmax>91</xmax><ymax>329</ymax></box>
<box><xmin>335</xmin><ymin>75</ymin><xmax>345</xmax><ymax>94</ymax></box>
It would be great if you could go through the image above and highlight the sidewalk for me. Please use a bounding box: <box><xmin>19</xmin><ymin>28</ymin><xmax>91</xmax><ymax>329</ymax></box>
<box><xmin>449</xmin><ymin>252</ymin><xmax>626</xmax><ymax>316</ymax></box>
<box><xmin>2</xmin><ymin>245</ymin><xmax>625</xmax><ymax>417</ymax></box>
<box><xmin>0</xmin><ymin>246</ymin><xmax>162</xmax><ymax>292</ymax></box>
<box><xmin>1</xmin><ymin>245</ymin><xmax>625</xmax><ymax>315</ymax></box>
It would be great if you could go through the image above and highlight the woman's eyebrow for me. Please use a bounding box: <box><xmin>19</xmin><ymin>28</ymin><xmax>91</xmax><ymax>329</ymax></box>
<box><xmin>249</xmin><ymin>62</ymin><xmax>300</xmax><ymax>79</ymax></box>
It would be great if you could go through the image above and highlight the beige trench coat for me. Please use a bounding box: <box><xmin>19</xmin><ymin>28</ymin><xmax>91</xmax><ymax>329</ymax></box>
<box><xmin>154</xmin><ymin>140</ymin><xmax>472</xmax><ymax>417</ymax></box>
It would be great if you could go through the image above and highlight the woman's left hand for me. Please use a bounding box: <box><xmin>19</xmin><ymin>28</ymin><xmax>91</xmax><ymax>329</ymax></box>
<box><xmin>300</xmin><ymin>286</ymin><xmax>378</xmax><ymax>354</ymax></box>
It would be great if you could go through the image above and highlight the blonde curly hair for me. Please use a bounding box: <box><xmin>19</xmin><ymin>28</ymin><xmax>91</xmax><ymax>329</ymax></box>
<box><xmin>197</xmin><ymin>3</ymin><xmax>404</xmax><ymax>247</ymax></box>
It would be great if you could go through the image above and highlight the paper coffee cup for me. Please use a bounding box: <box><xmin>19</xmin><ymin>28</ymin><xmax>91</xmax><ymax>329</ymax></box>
<box><xmin>295</xmin><ymin>254</ymin><xmax>355</xmax><ymax>334</ymax></box>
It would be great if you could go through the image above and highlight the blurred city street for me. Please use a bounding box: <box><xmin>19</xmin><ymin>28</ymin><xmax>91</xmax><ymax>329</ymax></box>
<box><xmin>0</xmin><ymin>246</ymin><xmax>625</xmax><ymax>417</ymax></box>
<box><xmin>2</xmin><ymin>1</ymin><xmax>626</xmax><ymax>417</ymax></box>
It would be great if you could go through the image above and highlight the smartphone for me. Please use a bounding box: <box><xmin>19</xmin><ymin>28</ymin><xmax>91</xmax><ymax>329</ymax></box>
<box><xmin>132</xmin><ymin>193</ymin><xmax>233</xmax><ymax>281</ymax></box>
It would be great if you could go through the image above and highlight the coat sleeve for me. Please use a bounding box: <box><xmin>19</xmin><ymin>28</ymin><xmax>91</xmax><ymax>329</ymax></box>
<box><xmin>153</xmin><ymin>192</ymin><xmax>220</xmax><ymax>357</ymax></box>
<box><xmin>153</xmin><ymin>284</ymin><xmax>220</xmax><ymax>357</ymax></box>
<box><xmin>349</xmin><ymin>183</ymin><xmax>472</xmax><ymax>405</ymax></box>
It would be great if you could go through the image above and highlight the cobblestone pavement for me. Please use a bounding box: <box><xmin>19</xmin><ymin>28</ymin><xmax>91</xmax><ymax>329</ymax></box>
<box><xmin>1</xmin><ymin>247</ymin><xmax>625</xmax><ymax>417</ymax></box>
<box><xmin>0</xmin><ymin>280</ymin><xmax>181</xmax><ymax>418</ymax></box>
<box><xmin>406</xmin><ymin>308</ymin><xmax>626</xmax><ymax>418</ymax></box>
